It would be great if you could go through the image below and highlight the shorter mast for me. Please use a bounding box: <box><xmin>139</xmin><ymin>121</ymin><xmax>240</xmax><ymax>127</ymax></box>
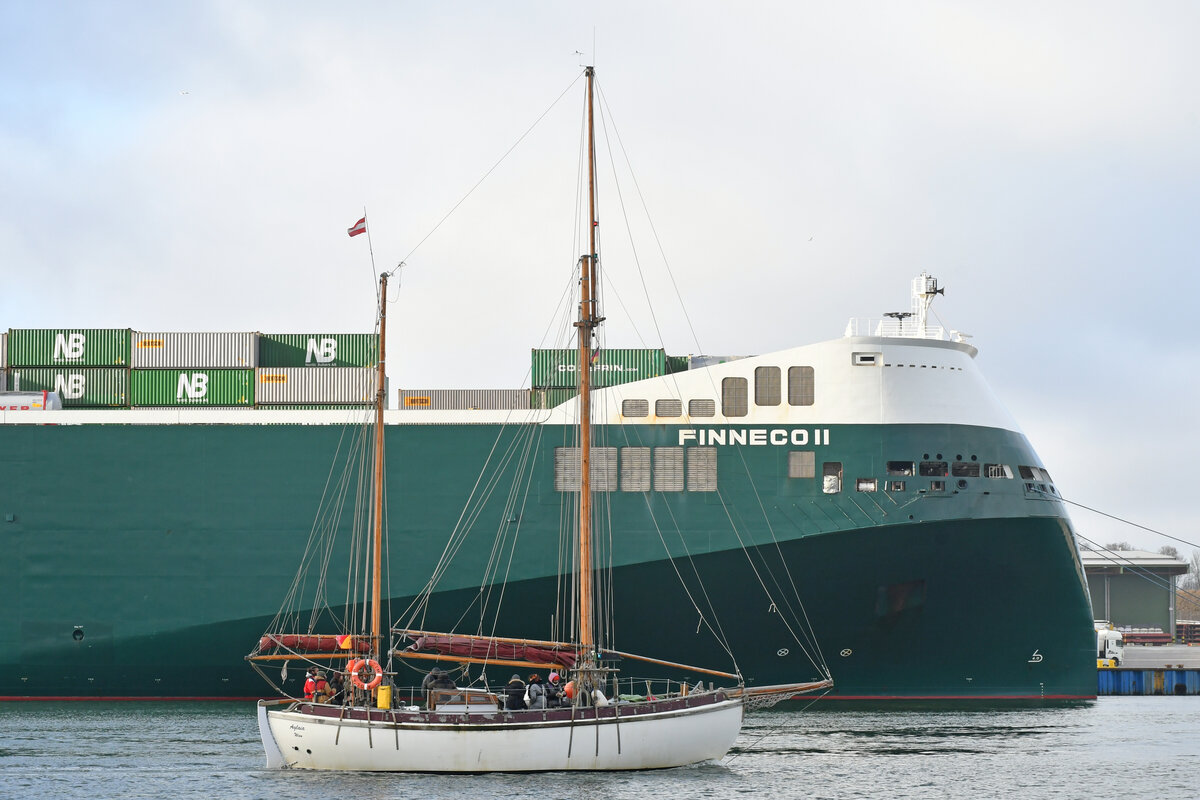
<box><xmin>371</xmin><ymin>272</ymin><xmax>388</xmax><ymax>659</ymax></box>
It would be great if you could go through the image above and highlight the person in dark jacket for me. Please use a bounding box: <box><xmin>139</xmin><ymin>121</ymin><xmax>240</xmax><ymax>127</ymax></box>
<box><xmin>504</xmin><ymin>673</ymin><xmax>527</xmax><ymax>710</ymax></box>
<box><xmin>544</xmin><ymin>671</ymin><xmax>563</xmax><ymax>708</ymax></box>
<box><xmin>327</xmin><ymin>670</ymin><xmax>345</xmax><ymax>705</ymax></box>
<box><xmin>422</xmin><ymin>667</ymin><xmax>457</xmax><ymax>708</ymax></box>
<box><xmin>527</xmin><ymin>673</ymin><xmax>546</xmax><ymax>709</ymax></box>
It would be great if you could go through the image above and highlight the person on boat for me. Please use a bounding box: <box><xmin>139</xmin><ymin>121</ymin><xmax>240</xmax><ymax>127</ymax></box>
<box><xmin>327</xmin><ymin>670</ymin><xmax>345</xmax><ymax>705</ymax></box>
<box><xmin>527</xmin><ymin>673</ymin><xmax>546</xmax><ymax>709</ymax></box>
<box><xmin>504</xmin><ymin>673</ymin><xmax>527</xmax><ymax>710</ymax></box>
<box><xmin>421</xmin><ymin>667</ymin><xmax>456</xmax><ymax>708</ymax></box>
<box><xmin>312</xmin><ymin>671</ymin><xmax>330</xmax><ymax>703</ymax></box>
<box><xmin>544</xmin><ymin>672</ymin><xmax>563</xmax><ymax>708</ymax></box>
<box><xmin>303</xmin><ymin>666</ymin><xmax>319</xmax><ymax>701</ymax></box>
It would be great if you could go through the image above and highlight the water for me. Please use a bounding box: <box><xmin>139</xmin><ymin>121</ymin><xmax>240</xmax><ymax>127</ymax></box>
<box><xmin>1</xmin><ymin>698</ymin><xmax>1194</xmax><ymax>799</ymax></box>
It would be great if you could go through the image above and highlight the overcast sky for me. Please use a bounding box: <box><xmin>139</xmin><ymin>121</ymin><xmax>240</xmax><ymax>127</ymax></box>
<box><xmin>2</xmin><ymin>2</ymin><xmax>1197</xmax><ymax>554</ymax></box>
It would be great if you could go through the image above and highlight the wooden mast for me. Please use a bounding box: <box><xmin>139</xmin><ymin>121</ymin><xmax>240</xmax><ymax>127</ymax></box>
<box><xmin>576</xmin><ymin>66</ymin><xmax>600</xmax><ymax>662</ymax></box>
<box><xmin>371</xmin><ymin>272</ymin><xmax>388</xmax><ymax>659</ymax></box>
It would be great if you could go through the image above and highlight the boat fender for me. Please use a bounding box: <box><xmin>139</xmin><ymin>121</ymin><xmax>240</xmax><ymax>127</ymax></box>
<box><xmin>352</xmin><ymin>658</ymin><xmax>384</xmax><ymax>691</ymax></box>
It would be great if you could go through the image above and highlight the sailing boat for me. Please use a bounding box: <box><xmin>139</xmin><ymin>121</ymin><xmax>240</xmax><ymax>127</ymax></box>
<box><xmin>250</xmin><ymin>66</ymin><xmax>831</xmax><ymax>773</ymax></box>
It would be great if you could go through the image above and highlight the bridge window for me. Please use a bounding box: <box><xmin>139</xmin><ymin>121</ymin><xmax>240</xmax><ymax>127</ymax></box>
<box><xmin>788</xmin><ymin>366</ymin><xmax>815</xmax><ymax>406</ymax></box>
<box><xmin>918</xmin><ymin>461</ymin><xmax>948</xmax><ymax>477</ymax></box>
<box><xmin>788</xmin><ymin>451</ymin><xmax>815</xmax><ymax>478</ymax></box>
<box><xmin>754</xmin><ymin>366</ymin><xmax>781</xmax><ymax>406</ymax></box>
<box><xmin>620</xmin><ymin>447</ymin><xmax>651</xmax><ymax>492</ymax></box>
<box><xmin>886</xmin><ymin>461</ymin><xmax>914</xmax><ymax>476</ymax></box>
<box><xmin>688</xmin><ymin>399</ymin><xmax>716</xmax><ymax>417</ymax></box>
<box><xmin>721</xmin><ymin>377</ymin><xmax>748</xmax><ymax>417</ymax></box>
<box><xmin>655</xmin><ymin>399</ymin><xmax>682</xmax><ymax>417</ymax></box>
<box><xmin>951</xmin><ymin>462</ymin><xmax>980</xmax><ymax>478</ymax></box>
<box><xmin>554</xmin><ymin>447</ymin><xmax>618</xmax><ymax>492</ymax></box>
<box><xmin>984</xmin><ymin>464</ymin><xmax>1013</xmax><ymax>479</ymax></box>
<box><xmin>622</xmin><ymin>399</ymin><xmax>648</xmax><ymax>417</ymax></box>
<box><xmin>686</xmin><ymin>448</ymin><xmax>717</xmax><ymax>492</ymax></box>
<box><xmin>653</xmin><ymin>447</ymin><xmax>684</xmax><ymax>492</ymax></box>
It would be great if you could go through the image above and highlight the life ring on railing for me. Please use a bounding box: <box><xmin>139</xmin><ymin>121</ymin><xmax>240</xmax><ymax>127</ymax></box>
<box><xmin>351</xmin><ymin>658</ymin><xmax>383</xmax><ymax>691</ymax></box>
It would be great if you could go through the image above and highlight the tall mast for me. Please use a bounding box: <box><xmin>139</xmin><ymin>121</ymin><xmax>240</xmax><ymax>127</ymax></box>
<box><xmin>576</xmin><ymin>66</ymin><xmax>600</xmax><ymax>659</ymax></box>
<box><xmin>371</xmin><ymin>272</ymin><xmax>388</xmax><ymax>658</ymax></box>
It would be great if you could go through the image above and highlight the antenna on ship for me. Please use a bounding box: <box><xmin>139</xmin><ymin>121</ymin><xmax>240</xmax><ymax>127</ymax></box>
<box><xmin>883</xmin><ymin>311</ymin><xmax>914</xmax><ymax>335</ymax></box>
<box><xmin>912</xmin><ymin>272</ymin><xmax>944</xmax><ymax>337</ymax></box>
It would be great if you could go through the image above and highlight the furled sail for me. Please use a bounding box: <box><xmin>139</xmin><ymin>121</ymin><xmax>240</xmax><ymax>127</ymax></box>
<box><xmin>399</xmin><ymin>632</ymin><xmax>578</xmax><ymax>669</ymax></box>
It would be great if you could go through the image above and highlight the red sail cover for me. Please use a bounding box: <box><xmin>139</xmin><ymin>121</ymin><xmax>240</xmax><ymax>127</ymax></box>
<box><xmin>409</xmin><ymin>635</ymin><xmax>577</xmax><ymax>668</ymax></box>
<box><xmin>257</xmin><ymin>634</ymin><xmax>372</xmax><ymax>654</ymax></box>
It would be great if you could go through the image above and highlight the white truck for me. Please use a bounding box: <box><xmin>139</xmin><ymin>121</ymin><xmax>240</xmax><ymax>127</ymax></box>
<box><xmin>1095</xmin><ymin>621</ymin><xmax>1124</xmax><ymax>667</ymax></box>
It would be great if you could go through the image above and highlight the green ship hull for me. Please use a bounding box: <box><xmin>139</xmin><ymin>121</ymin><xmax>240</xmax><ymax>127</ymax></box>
<box><xmin>0</xmin><ymin>417</ymin><xmax>1096</xmax><ymax>701</ymax></box>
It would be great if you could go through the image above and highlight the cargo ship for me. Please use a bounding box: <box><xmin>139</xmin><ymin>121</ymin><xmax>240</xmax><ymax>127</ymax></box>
<box><xmin>0</xmin><ymin>274</ymin><xmax>1097</xmax><ymax>701</ymax></box>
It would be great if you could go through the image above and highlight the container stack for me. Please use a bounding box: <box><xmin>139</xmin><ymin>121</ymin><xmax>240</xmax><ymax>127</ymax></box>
<box><xmin>131</xmin><ymin>332</ymin><xmax>257</xmax><ymax>407</ymax></box>
<box><xmin>529</xmin><ymin>348</ymin><xmax>672</xmax><ymax>409</ymax></box>
<box><xmin>398</xmin><ymin>389</ymin><xmax>530</xmax><ymax>411</ymax></box>
<box><xmin>5</xmin><ymin>328</ymin><xmax>132</xmax><ymax>407</ymax></box>
<box><xmin>256</xmin><ymin>334</ymin><xmax>378</xmax><ymax>409</ymax></box>
<box><xmin>3</xmin><ymin>330</ymin><xmax>380</xmax><ymax>409</ymax></box>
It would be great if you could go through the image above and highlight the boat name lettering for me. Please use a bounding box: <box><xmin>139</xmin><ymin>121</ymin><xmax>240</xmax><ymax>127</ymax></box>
<box><xmin>678</xmin><ymin>428</ymin><xmax>830</xmax><ymax>446</ymax></box>
<box><xmin>0</xmin><ymin>404</ymin><xmax>40</xmax><ymax>411</ymax></box>
<box><xmin>289</xmin><ymin>724</ymin><xmax>306</xmax><ymax>731</ymax></box>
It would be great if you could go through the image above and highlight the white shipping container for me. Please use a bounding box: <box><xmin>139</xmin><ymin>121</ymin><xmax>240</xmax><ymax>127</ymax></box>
<box><xmin>1</xmin><ymin>332</ymin><xmax>6</xmax><ymax>369</ymax></box>
<box><xmin>399</xmin><ymin>388</ymin><xmax>530</xmax><ymax>410</ymax></box>
<box><xmin>256</xmin><ymin>367</ymin><xmax>376</xmax><ymax>404</ymax></box>
<box><xmin>132</xmin><ymin>332</ymin><xmax>258</xmax><ymax>368</ymax></box>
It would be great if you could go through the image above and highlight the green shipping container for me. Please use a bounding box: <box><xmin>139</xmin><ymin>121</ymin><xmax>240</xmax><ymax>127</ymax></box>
<box><xmin>258</xmin><ymin>334</ymin><xmax>378</xmax><ymax>367</ymax></box>
<box><xmin>531</xmin><ymin>348</ymin><xmax>666</xmax><ymax>389</ymax></box>
<box><xmin>7</xmin><ymin>328</ymin><xmax>131</xmax><ymax>367</ymax></box>
<box><xmin>7</xmin><ymin>367</ymin><xmax>129</xmax><ymax>407</ymax></box>
<box><xmin>530</xmin><ymin>387</ymin><xmax>578</xmax><ymax>409</ymax></box>
<box><xmin>666</xmin><ymin>355</ymin><xmax>689</xmax><ymax>375</ymax></box>
<box><xmin>131</xmin><ymin>369</ymin><xmax>255</xmax><ymax>407</ymax></box>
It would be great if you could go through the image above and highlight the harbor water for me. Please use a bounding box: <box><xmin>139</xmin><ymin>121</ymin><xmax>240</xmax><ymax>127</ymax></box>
<box><xmin>0</xmin><ymin>698</ymin><xmax>1195</xmax><ymax>799</ymax></box>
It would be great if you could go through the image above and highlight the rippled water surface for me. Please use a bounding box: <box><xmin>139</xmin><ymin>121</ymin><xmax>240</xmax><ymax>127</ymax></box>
<box><xmin>1</xmin><ymin>698</ymin><xmax>1194</xmax><ymax>799</ymax></box>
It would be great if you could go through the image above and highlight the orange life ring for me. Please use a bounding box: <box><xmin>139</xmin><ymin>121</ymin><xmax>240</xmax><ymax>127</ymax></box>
<box><xmin>351</xmin><ymin>658</ymin><xmax>383</xmax><ymax>690</ymax></box>
<box><xmin>346</xmin><ymin>658</ymin><xmax>363</xmax><ymax>679</ymax></box>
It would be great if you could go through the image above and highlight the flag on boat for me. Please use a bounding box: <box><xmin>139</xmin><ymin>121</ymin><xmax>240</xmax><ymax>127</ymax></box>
<box><xmin>336</xmin><ymin>634</ymin><xmax>354</xmax><ymax>650</ymax></box>
<box><xmin>590</xmin><ymin>348</ymin><xmax>601</xmax><ymax>365</ymax></box>
<box><xmin>347</xmin><ymin>217</ymin><xmax>367</xmax><ymax>237</ymax></box>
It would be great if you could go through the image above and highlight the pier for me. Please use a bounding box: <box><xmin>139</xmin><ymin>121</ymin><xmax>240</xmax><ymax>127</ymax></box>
<box><xmin>1098</xmin><ymin>644</ymin><xmax>1200</xmax><ymax>695</ymax></box>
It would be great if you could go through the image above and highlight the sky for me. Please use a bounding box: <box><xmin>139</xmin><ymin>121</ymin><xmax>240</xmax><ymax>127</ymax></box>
<box><xmin>2</xmin><ymin>1</ymin><xmax>1197</xmax><ymax>554</ymax></box>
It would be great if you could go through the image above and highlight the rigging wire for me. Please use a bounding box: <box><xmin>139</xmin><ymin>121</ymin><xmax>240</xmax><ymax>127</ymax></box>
<box><xmin>397</xmin><ymin>71</ymin><xmax>586</xmax><ymax>267</ymax></box>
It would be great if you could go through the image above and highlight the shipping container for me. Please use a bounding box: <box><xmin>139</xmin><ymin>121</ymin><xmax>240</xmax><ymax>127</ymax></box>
<box><xmin>7</xmin><ymin>328</ymin><xmax>131</xmax><ymax>367</ymax></box>
<box><xmin>531</xmin><ymin>348</ymin><xmax>666</xmax><ymax>389</ymax></box>
<box><xmin>665</xmin><ymin>354</ymin><xmax>689</xmax><ymax>375</ymax></box>
<box><xmin>398</xmin><ymin>389</ymin><xmax>530</xmax><ymax>411</ymax></box>
<box><xmin>132</xmin><ymin>332</ymin><xmax>258</xmax><ymax>369</ymax></box>
<box><xmin>0</xmin><ymin>332</ymin><xmax>6</xmax><ymax>369</ymax></box>
<box><xmin>255</xmin><ymin>367</ymin><xmax>376</xmax><ymax>404</ymax></box>
<box><xmin>258</xmin><ymin>334</ymin><xmax>377</xmax><ymax>367</ymax></box>
<box><xmin>530</xmin><ymin>387</ymin><xmax>578</xmax><ymax>409</ymax></box>
<box><xmin>7</xmin><ymin>367</ymin><xmax>129</xmax><ymax>407</ymax></box>
<box><xmin>687</xmin><ymin>355</ymin><xmax>749</xmax><ymax>370</ymax></box>
<box><xmin>259</xmin><ymin>404</ymin><xmax>374</xmax><ymax>411</ymax></box>
<box><xmin>131</xmin><ymin>369</ymin><xmax>255</xmax><ymax>407</ymax></box>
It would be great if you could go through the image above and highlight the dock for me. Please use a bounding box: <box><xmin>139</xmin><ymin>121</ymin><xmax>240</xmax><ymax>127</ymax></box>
<box><xmin>1098</xmin><ymin>644</ymin><xmax>1200</xmax><ymax>695</ymax></box>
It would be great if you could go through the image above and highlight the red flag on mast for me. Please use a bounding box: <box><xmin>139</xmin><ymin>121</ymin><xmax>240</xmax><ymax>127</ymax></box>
<box><xmin>347</xmin><ymin>217</ymin><xmax>367</xmax><ymax>237</ymax></box>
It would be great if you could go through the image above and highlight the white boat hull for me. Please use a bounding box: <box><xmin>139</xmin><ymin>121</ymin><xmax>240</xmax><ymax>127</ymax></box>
<box><xmin>259</xmin><ymin>696</ymin><xmax>744</xmax><ymax>772</ymax></box>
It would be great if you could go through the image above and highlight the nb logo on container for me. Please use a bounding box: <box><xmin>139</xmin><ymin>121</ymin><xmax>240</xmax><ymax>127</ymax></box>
<box><xmin>53</xmin><ymin>333</ymin><xmax>86</xmax><ymax>361</ymax></box>
<box><xmin>53</xmin><ymin>373</ymin><xmax>86</xmax><ymax>399</ymax></box>
<box><xmin>306</xmin><ymin>337</ymin><xmax>338</xmax><ymax>365</ymax></box>
<box><xmin>177</xmin><ymin>373</ymin><xmax>209</xmax><ymax>400</ymax></box>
